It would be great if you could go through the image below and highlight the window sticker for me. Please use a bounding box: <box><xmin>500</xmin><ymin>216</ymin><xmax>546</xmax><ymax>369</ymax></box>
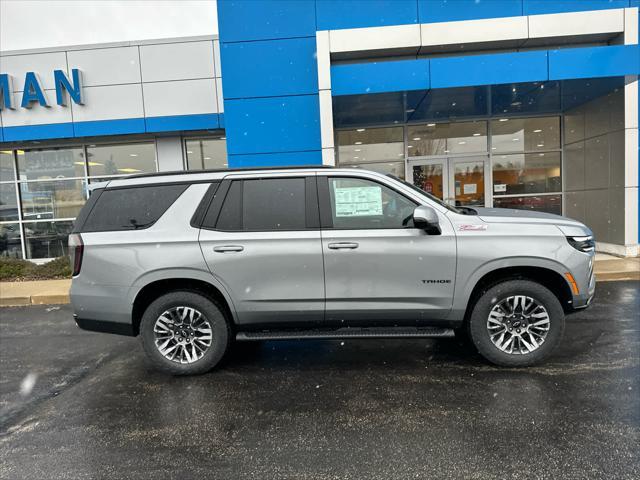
<box><xmin>334</xmin><ymin>186</ymin><xmax>383</xmax><ymax>217</ymax></box>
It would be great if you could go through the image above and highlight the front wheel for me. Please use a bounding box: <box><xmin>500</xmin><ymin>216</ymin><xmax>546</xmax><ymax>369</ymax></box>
<box><xmin>140</xmin><ymin>291</ymin><xmax>230</xmax><ymax>375</ymax></box>
<box><xmin>468</xmin><ymin>280</ymin><xmax>565</xmax><ymax>367</ymax></box>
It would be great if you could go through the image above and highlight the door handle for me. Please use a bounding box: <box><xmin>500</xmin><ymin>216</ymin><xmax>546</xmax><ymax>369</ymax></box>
<box><xmin>328</xmin><ymin>242</ymin><xmax>359</xmax><ymax>250</ymax></box>
<box><xmin>213</xmin><ymin>245</ymin><xmax>244</xmax><ymax>253</ymax></box>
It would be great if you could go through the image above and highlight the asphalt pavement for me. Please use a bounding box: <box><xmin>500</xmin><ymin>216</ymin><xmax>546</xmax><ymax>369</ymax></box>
<box><xmin>0</xmin><ymin>281</ymin><xmax>638</xmax><ymax>480</ymax></box>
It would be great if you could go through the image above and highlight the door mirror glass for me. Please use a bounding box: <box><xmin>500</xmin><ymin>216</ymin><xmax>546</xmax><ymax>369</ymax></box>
<box><xmin>413</xmin><ymin>206</ymin><xmax>440</xmax><ymax>234</ymax></box>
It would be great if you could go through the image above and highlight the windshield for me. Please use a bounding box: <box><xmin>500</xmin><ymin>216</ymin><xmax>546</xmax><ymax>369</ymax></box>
<box><xmin>387</xmin><ymin>175</ymin><xmax>461</xmax><ymax>213</ymax></box>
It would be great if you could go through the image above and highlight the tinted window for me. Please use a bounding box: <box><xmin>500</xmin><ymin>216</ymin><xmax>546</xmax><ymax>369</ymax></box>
<box><xmin>215</xmin><ymin>178</ymin><xmax>307</xmax><ymax>231</ymax></box>
<box><xmin>327</xmin><ymin>177</ymin><xmax>416</xmax><ymax>229</ymax></box>
<box><xmin>80</xmin><ymin>184</ymin><xmax>188</xmax><ymax>232</ymax></box>
<box><xmin>214</xmin><ymin>181</ymin><xmax>242</xmax><ymax>230</ymax></box>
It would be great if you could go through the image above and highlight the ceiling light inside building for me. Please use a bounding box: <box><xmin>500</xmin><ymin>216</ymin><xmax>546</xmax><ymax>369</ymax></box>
<box><xmin>499</xmin><ymin>118</ymin><xmax>509</xmax><ymax>122</ymax></box>
<box><xmin>204</xmin><ymin>157</ymin><xmax>211</xmax><ymax>160</ymax></box>
<box><xmin>537</xmin><ymin>144</ymin><xmax>544</xmax><ymax>147</ymax></box>
<box><xmin>427</xmin><ymin>123</ymin><xmax>436</xmax><ymax>127</ymax></box>
<box><xmin>355</xmin><ymin>141</ymin><xmax>363</xmax><ymax>145</ymax></box>
<box><xmin>473</xmin><ymin>133</ymin><xmax>481</xmax><ymax>136</ymax></box>
<box><xmin>356</xmin><ymin>128</ymin><xmax>366</xmax><ymax>132</ymax></box>
<box><xmin>412</xmin><ymin>137</ymin><xmax>421</xmax><ymax>141</ymax></box>
<box><xmin>533</xmin><ymin>129</ymin><xmax>542</xmax><ymax>133</ymax></box>
<box><xmin>129</xmin><ymin>153</ymin><xmax>138</xmax><ymax>157</ymax></box>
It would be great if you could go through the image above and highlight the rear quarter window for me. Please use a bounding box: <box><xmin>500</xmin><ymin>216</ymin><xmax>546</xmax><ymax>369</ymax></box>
<box><xmin>78</xmin><ymin>184</ymin><xmax>188</xmax><ymax>232</ymax></box>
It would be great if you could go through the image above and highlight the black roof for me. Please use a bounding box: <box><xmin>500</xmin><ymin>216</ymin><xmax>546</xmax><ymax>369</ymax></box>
<box><xmin>125</xmin><ymin>164</ymin><xmax>333</xmax><ymax>179</ymax></box>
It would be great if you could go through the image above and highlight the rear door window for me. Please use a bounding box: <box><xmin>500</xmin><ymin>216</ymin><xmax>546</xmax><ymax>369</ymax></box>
<box><xmin>79</xmin><ymin>184</ymin><xmax>188</xmax><ymax>232</ymax></box>
<box><xmin>207</xmin><ymin>177</ymin><xmax>315</xmax><ymax>231</ymax></box>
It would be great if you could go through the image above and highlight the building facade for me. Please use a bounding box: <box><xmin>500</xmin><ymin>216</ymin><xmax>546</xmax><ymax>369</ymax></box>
<box><xmin>1</xmin><ymin>0</ymin><xmax>639</xmax><ymax>260</ymax></box>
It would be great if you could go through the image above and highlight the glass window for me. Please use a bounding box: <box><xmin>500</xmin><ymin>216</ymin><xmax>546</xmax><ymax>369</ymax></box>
<box><xmin>493</xmin><ymin>195</ymin><xmax>562</xmax><ymax>215</ymax></box>
<box><xmin>408</xmin><ymin>121</ymin><xmax>487</xmax><ymax>157</ymax></box>
<box><xmin>492</xmin><ymin>152</ymin><xmax>561</xmax><ymax>196</ymax></box>
<box><xmin>346</xmin><ymin>161</ymin><xmax>405</xmax><ymax>180</ymax></box>
<box><xmin>20</xmin><ymin>179</ymin><xmax>86</xmax><ymax>220</ymax></box>
<box><xmin>86</xmin><ymin>143</ymin><xmax>156</xmax><ymax>177</ymax></box>
<box><xmin>327</xmin><ymin>177</ymin><xmax>416</xmax><ymax>229</ymax></box>
<box><xmin>186</xmin><ymin>138</ymin><xmax>227</xmax><ymax>170</ymax></box>
<box><xmin>17</xmin><ymin>147</ymin><xmax>85</xmax><ymax>180</ymax></box>
<box><xmin>213</xmin><ymin>181</ymin><xmax>242</xmax><ymax>230</ymax></box>
<box><xmin>0</xmin><ymin>182</ymin><xmax>19</xmax><ymax>222</ymax></box>
<box><xmin>80</xmin><ymin>184</ymin><xmax>188</xmax><ymax>232</ymax></box>
<box><xmin>454</xmin><ymin>159</ymin><xmax>486</xmax><ymax>207</ymax></box>
<box><xmin>0</xmin><ymin>223</ymin><xmax>22</xmax><ymax>258</ymax></box>
<box><xmin>337</xmin><ymin>127</ymin><xmax>404</xmax><ymax>165</ymax></box>
<box><xmin>1</xmin><ymin>151</ymin><xmax>16</xmax><ymax>182</ymax></box>
<box><xmin>242</xmin><ymin>178</ymin><xmax>307</xmax><ymax>231</ymax></box>
<box><xmin>24</xmin><ymin>220</ymin><xmax>73</xmax><ymax>259</ymax></box>
<box><xmin>491</xmin><ymin>117</ymin><xmax>560</xmax><ymax>153</ymax></box>
<box><xmin>412</xmin><ymin>164</ymin><xmax>445</xmax><ymax>201</ymax></box>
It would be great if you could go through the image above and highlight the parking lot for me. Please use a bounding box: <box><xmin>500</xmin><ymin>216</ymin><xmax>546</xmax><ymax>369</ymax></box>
<box><xmin>0</xmin><ymin>281</ymin><xmax>638</xmax><ymax>480</ymax></box>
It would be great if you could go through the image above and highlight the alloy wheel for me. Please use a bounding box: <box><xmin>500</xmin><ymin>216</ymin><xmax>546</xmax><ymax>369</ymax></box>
<box><xmin>153</xmin><ymin>306</ymin><xmax>213</xmax><ymax>364</ymax></box>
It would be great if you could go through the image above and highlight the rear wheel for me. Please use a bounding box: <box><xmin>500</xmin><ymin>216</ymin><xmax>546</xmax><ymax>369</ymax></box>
<box><xmin>468</xmin><ymin>280</ymin><xmax>564</xmax><ymax>367</ymax></box>
<box><xmin>140</xmin><ymin>291</ymin><xmax>230</xmax><ymax>375</ymax></box>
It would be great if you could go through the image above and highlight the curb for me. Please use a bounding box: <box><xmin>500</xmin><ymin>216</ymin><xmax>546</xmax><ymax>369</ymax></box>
<box><xmin>1</xmin><ymin>294</ymin><xmax>70</xmax><ymax>307</ymax></box>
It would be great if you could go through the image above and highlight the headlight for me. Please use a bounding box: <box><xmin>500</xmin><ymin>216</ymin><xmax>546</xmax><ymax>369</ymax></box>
<box><xmin>567</xmin><ymin>235</ymin><xmax>595</xmax><ymax>253</ymax></box>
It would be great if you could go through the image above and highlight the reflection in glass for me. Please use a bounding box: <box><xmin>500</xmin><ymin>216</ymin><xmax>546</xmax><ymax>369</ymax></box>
<box><xmin>492</xmin><ymin>152</ymin><xmax>561</xmax><ymax>195</ymax></box>
<box><xmin>454</xmin><ymin>159</ymin><xmax>485</xmax><ymax>206</ymax></box>
<box><xmin>20</xmin><ymin>180</ymin><xmax>86</xmax><ymax>220</ymax></box>
<box><xmin>0</xmin><ymin>223</ymin><xmax>22</xmax><ymax>258</ymax></box>
<box><xmin>412</xmin><ymin>164</ymin><xmax>445</xmax><ymax>200</ymax></box>
<box><xmin>87</xmin><ymin>143</ymin><xmax>156</xmax><ymax>176</ymax></box>
<box><xmin>1</xmin><ymin>151</ymin><xmax>15</xmax><ymax>182</ymax></box>
<box><xmin>18</xmin><ymin>147</ymin><xmax>85</xmax><ymax>180</ymax></box>
<box><xmin>0</xmin><ymin>183</ymin><xmax>19</xmax><ymax>221</ymax></box>
<box><xmin>24</xmin><ymin>221</ymin><xmax>73</xmax><ymax>259</ymax></box>
<box><xmin>347</xmin><ymin>161</ymin><xmax>405</xmax><ymax>180</ymax></box>
<box><xmin>337</xmin><ymin>127</ymin><xmax>404</xmax><ymax>164</ymax></box>
<box><xmin>491</xmin><ymin>117</ymin><xmax>560</xmax><ymax>153</ymax></box>
<box><xmin>186</xmin><ymin>138</ymin><xmax>228</xmax><ymax>170</ymax></box>
<box><xmin>408</xmin><ymin>121</ymin><xmax>487</xmax><ymax>157</ymax></box>
<box><xmin>493</xmin><ymin>195</ymin><xmax>562</xmax><ymax>215</ymax></box>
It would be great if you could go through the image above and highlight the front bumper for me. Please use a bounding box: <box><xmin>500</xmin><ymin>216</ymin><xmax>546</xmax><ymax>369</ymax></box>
<box><xmin>572</xmin><ymin>270</ymin><xmax>596</xmax><ymax>310</ymax></box>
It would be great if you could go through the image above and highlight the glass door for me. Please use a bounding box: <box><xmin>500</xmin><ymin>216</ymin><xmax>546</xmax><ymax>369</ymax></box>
<box><xmin>409</xmin><ymin>156</ymin><xmax>489</xmax><ymax>207</ymax></box>
<box><xmin>449</xmin><ymin>156</ymin><xmax>489</xmax><ymax>207</ymax></box>
<box><xmin>408</xmin><ymin>159</ymin><xmax>449</xmax><ymax>202</ymax></box>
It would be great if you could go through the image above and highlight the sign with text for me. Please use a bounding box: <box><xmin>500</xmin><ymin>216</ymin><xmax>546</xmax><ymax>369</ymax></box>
<box><xmin>334</xmin><ymin>186</ymin><xmax>383</xmax><ymax>217</ymax></box>
<box><xmin>0</xmin><ymin>69</ymin><xmax>84</xmax><ymax>110</ymax></box>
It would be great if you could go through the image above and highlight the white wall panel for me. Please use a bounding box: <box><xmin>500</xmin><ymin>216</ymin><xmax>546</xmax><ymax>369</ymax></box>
<box><xmin>528</xmin><ymin>8</ymin><xmax>624</xmax><ymax>39</ymax></box>
<box><xmin>213</xmin><ymin>40</ymin><xmax>221</xmax><ymax>78</ymax></box>
<box><xmin>67</xmin><ymin>47</ymin><xmax>141</xmax><ymax>86</ymax></box>
<box><xmin>319</xmin><ymin>90</ymin><xmax>334</xmax><ymax>149</ymax></box>
<box><xmin>0</xmin><ymin>52</ymin><xmax>67</xmax><ymax>91</ymax></box>
<box><xmin>71</xmin><ymin>84</ymin><xmax>143</xmax><ymax>121</ymax></box>
<box><xmin>140</xmin><ymin>41</ymin><xmax>215</xmax><ymax>82</ymax></box>
<box><xmin>421</xmin><ymin>16</ymin><xmax>528</xmax><ymax>47</ymax></box>
<box><xmin>156</xmin><ymin>136</ymin><xmax>185</xmax><ymax>171</ymax></box>
<box><xmin>316</xmin><ymin>31</ymin><xmax>331</xmax><ymax>90</ymax></box>
<box><xmin>329</xmin><ymin>24</ymin><xmax>420</xmax><ymax>53</ymax></box>
<box><xmin>143</xmin><ymin>79</ymin><xmax>218</xmax><ymax>117</ymax></box>
<box><xmin>215</xmin><ymin>78</ymin><xmax>224</xmax><ymax>113</ymax></box>
<box><xmin>1</xmin><ymin>92</ymin><xmax>72</xmax><ymax>126</ymax></box>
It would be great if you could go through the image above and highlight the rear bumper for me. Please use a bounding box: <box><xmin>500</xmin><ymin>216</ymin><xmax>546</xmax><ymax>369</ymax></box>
<box><xmin>74</xmin><ymin>315</ymin><xmax>136</xmax><ymax>336</ymax></box>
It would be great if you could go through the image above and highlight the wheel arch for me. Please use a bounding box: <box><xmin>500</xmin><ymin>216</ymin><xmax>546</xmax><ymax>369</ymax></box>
<box><xmin>460</xmin><ymin>263</ymin><xmax>574</xmax><ymax>325</ymax></box>
<box><xmin>130</xmin><ymin>269</ymin><xmax>237</xmax><ymax>336</ymax></box>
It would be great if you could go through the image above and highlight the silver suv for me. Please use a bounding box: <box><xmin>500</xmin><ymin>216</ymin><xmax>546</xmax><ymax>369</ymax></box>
<box><xmin>70</xmin><ymin>167</ymin><xmax>595</xmax><ymax>375</ymax></box>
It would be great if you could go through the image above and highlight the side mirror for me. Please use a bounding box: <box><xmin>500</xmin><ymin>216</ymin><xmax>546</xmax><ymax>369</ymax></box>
<box><xmin>413</xmin><ymin>205</ymin><xmax>441</xmax><ymax>234</ymax></box>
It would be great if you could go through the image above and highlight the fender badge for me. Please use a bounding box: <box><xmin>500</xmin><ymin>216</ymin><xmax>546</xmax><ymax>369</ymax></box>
<box><xmin>458</xmin><ymin>224</ymin><xmax>488</xmax><ymax>231</ymax></box>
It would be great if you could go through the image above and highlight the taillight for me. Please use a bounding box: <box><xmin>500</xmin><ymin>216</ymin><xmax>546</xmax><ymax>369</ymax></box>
<box><xmin>68</xmin><ymin>234</ymin><xmax>84</xmax><ymax>276</ymax></box>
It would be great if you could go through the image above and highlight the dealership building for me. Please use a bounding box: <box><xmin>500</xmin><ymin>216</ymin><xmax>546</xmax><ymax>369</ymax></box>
<box><xmin>0</xmin><ymin>0</ymin><xmax>639</xmax><ymax>260</ymax></box>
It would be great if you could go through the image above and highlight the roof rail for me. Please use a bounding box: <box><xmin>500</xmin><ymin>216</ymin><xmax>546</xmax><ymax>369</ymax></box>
<box><xmin>124</xmin><ymin>164</ymin><xmax>334</xmax><ymax>179</ymax></box>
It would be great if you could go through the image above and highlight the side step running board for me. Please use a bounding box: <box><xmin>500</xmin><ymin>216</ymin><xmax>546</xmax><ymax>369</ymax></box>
<box><xmin>236</xmin><ymin>327</ymin><xmax>454</xmax><ymax>341</ymax></box>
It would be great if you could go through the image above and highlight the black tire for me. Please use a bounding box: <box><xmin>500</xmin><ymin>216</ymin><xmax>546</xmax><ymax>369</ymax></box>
<box><xmin>140</xmin><ymin>291</ymin><xmax>230</xmax><ymax>375</ymax></box>
<box><xmin>468</xmin><ymin>280</ymin><xmax>564</xmax><ymax>367</ymax></box>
